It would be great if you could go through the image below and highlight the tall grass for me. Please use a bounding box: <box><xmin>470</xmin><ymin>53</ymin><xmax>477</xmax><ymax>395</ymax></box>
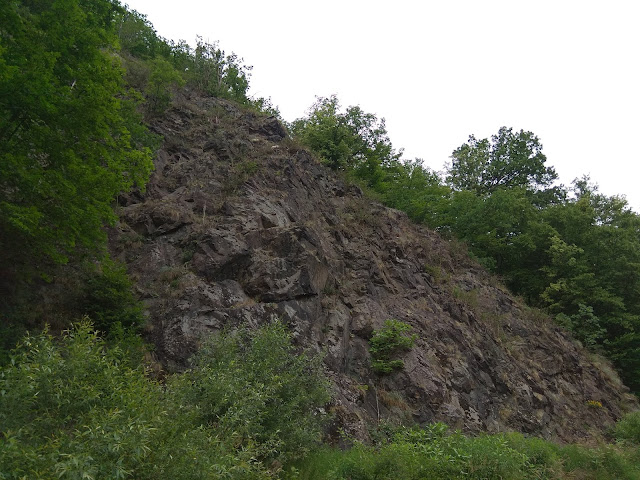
<box><xmin>288</xmin><ymin>421</ymin><xmax>640</xmax><ymax>480</ymax></box>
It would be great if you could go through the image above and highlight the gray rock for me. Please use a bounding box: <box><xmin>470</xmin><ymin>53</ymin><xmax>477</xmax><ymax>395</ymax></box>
<box><xmin>109</xmin><ymin>92</ymin><xmax>638</xmax><ymax>443</ymax></box>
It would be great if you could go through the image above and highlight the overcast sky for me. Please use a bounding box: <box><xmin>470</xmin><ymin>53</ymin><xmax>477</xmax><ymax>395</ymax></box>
<box><xmin>124</xmin><ymin>0</ymin><xmax>640</xmax><ymax>211</ymax></box>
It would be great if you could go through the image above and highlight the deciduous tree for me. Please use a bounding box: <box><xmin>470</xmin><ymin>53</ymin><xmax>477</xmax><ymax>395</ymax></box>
<box><xmin>0</xmin><ymin>0</ymin><xmax>154</xmax><ymax>277</ymax></box>
<box><xmin>447</xmin><ymin>127</ymin><xmax>558</xmax><ymax>196</ymax></box>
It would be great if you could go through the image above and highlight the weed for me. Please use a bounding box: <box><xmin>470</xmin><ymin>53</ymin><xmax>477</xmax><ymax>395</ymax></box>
<box><xmin>522</xmin><ymin>304</ymin><xmax>551</xmax><ymax>326</ymax></box>
<box><xmin>158</xmin><ymin>265</ymin><xmax>184</xmax><ymax>283</ymax></box>
<box><xmin>424</xmin><ymin>264</ymin><xmax>443</xmax><ymax>283</ymax></box>
<box><xmin>379</xmin><ymin>389</ymin><xmax>411</xmax><ymax>412</ymax></box>
<box><xmin>222</xmin><ymin>160</ymin><xmax>261</xmax><ymax>195</ymax></box>
<box><xmin>452</xmin><ymin>286</ymin><xmax>479</xmax><ymax>312</ymax></box>
<box><xmin>181</xmin><ymin>245</ymin><xmax>196</xmax><ymax>263</ymax></box>
<box><xmin>481</xmin><ymin>312</ymin><xmax>510</xmax><ymax>344</ymax></box>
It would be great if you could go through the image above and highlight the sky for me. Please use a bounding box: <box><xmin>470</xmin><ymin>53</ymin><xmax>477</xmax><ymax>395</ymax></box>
<box><xmin>123</xmin><ymin>0</ymin><xmax>640</xmax><ymax>210</ymax></box>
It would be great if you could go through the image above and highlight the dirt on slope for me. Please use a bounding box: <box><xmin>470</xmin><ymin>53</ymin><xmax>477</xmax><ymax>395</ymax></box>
<box><xmin>109</xmin><ymin>90</ymin><xmax>638</xmax><ymax>443</ymax></box>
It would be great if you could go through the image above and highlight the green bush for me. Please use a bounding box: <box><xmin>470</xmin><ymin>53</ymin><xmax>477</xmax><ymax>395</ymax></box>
<box><xmin>0</xmin><ymin>320</ymin><xmax>329</xmax><ymax>479</ymax></box>
<box><xmin>369</xmin><ymin>319</ymin><xmax>417</xmax><ymax>374</ymax></box>
<box><xmin>78</xmin><ymin>257</ymin><xmax>144</xmax><ymax>334</ymax></box>
<box><xmin>291</xmin><ymin>425</ymin><xmax>537</xmax><ymax>480</ymax></box>
<box><xmin>0</xmin><ymin>321</ymin><xmax>166</xmax><ymax>479</ymax></box>
<box><xmin>615</xmin><ymin>411</ymin><xmax>640</xmax><ymax>444</ymax></box>
<box><xmin>145</xmin><ymin>57</ymin><xmax>184</xmax><ymax>115</ymax></box>
<box><xmin>171</xmin><ymin>321</ymin><xmax>331</xmax><ymax>464</ymax></box>
<box><xmin>291</xmin><ymin>423</ymin><xmax>640</xmax><ymax>480</ymax></box>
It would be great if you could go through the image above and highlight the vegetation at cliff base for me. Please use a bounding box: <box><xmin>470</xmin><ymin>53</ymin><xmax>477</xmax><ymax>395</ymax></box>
<box><xmin>289</xmin><ymin>422</ymin><xmax>640</xmax><ymax>480</ymax></box>
<box><xmin>2</xmin><ymin>1</ymin><xmax>640</xmax><ymax>478</ymax></box>
<box><xmin>2</xmin><ymin>322</ymin><xmax>639</xmax><ymax>479</ymax></box>
<box><xmin>0</xmin><ymin>321</ymin><xmax>328</xmax><ymax>479</ymax></box>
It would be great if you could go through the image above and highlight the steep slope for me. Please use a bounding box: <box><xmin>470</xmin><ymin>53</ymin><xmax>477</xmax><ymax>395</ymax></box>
<box><xmin>109</xmin><ymin>90</ymin><xmax>637</xmax><ymax>443</ymax></box>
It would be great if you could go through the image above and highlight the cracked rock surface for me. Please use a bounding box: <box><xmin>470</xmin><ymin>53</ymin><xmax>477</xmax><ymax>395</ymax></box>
<box><xmin>109</xmin><ymin>91</ymin><xmax>637</xmax><ymax>443</ymax></box>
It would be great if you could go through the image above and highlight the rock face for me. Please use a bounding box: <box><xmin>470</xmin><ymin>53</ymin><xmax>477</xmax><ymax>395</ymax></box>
<box><xmin>110</xmin><ymin>91</ymin><xmax>637</xmax><ymax>443</ymax></box>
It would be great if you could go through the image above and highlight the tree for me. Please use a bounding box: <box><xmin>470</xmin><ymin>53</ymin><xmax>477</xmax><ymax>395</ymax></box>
<box><xmin>290</xmin><ymin>95</ymin><xmax>402</xmax><ymax>183</ymax></box>
<box><xmin>290</xmin><ymin>95</ymin><xmax>357</xmax><ymax>170</ymax></box>
<box><xmin>115</xmin><ymin>8</ymin><xmax>172</xmax><ymax>60</ymax></box>
<box><xmin>447</xmin><ymin>127</ymin><xmax>558</xmax><ymax>196</ymax></box>
<box><xmin>379</xmin><ymin>159</ymin><xmax>451</xmax><ymax>225</ymax></box>
<box><xmin>145</xmin><ymin>57</ymin><xmax>185</xmax><ymax>115</ymax></box>
<box><xmin>541</xmin><ymin>179</ymin><xmax>640</xmax><ymax>392</ymax></box>
<box><xmin>189</xmin><ymin>37</ymin><xmax>252</xmax><ymax>102</ymax></box>
<box><xmin>0</xmin><ymin>0</ymin><xmax>155</xmax><ymax>278</ymax></box>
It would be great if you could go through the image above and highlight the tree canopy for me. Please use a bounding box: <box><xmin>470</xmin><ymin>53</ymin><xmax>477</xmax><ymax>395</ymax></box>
<box><xmin>0</xmin><ymin>0</ymin><xmax>155</xmax><ymax>275</ymax></box>
<box><xmin>291</xmin><ymin>109</ymin><xmax>640</xmax><ymax>394</ymax></box>
<box><xmin>290</xmin><ymin>95</ymin><xmax>401</xmax><ymax>180</ymax></box>
<box><xmin>447</xmin><ymin>127</ymin><xmax>558</xmax><ymax>196</ymax></box>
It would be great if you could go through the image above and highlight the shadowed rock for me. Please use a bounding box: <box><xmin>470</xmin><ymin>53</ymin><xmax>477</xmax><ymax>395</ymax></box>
<box><xmin>109</xmin><ymin>91</ymin><xmax>638</xmax><ymax>444</ymax></box>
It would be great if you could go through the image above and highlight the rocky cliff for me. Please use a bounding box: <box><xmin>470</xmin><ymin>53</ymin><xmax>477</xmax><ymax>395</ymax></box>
<box><xmin>109</xmin><ymin>90</ymin><xmax>637</xmax><ymax>443</ymax></box>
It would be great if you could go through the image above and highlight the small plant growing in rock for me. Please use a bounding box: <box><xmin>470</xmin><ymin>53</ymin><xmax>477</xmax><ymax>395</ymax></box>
<box><xmin>369</xmin><ymin>319</ymin><xmax>417</xmax><ymax>374</ymax></box>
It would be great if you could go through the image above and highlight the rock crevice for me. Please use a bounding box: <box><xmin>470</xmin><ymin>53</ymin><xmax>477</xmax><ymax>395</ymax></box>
<box><xmin>109</xmin><ymin>92</ymin><xmax>637</xmax><ymax>443</ymax></box>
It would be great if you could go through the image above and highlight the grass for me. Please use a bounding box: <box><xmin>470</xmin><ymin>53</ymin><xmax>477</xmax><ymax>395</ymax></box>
<box><xmin>286</xmin><ymin>422</ymin><xmax>640</xmax><ymax>480</ymax></box>
<box><xmin>451</xmin><ymin>286</ymin><xmax>479</xmax><ymax>312</ymax></box>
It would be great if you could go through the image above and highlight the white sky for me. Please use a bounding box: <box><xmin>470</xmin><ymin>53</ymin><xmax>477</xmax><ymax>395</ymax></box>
<box><xmin>124</xmin><ymin>0</ymin><xmax>640</xmax><ymax>211</ymax></box>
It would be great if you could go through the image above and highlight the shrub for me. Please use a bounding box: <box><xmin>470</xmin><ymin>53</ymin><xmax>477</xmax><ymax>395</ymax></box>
<box><xmin>0</xmin><ymin>320</ymin><xmax>328</xmax><ymax>478</ymax></box>
<box><xmin>0</xmin><ymin>321</ymin><xmax>166</xmax><ymax>479</ymax></box>
<box><xmin>145</xmin><ymin>57</ymin><xmax>185</xmax><ymax>115</ymax></box>
<box><xmin>291</xmin><ymin>424</ymin><xmax>640</xmax><ymax>480</ymax></box>
<box><xmin>615</xmin><ymin>411</ymin><xmax>640</xmax><ymax>445</ymax></box>
<box><xmin>369</xmin><ymin>319</ymin><xmax>417</xmax><ymax>374</ymax></box>
<box><xmin>170</xmin><ymin>321</ymin><xmax>331</xmax><ymax>464</ymax></box>
<box><xmin>291</xmin><ymin>425</ymin><xmax>538</xmax><ymax>480</ymax></box>
<box><xmin>78</xmin><ymin>257</ymin><xmax>144</xmax><ymax>334</ymax></box>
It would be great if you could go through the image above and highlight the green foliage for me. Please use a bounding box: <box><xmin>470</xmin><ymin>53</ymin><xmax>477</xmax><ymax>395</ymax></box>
<box><xmin>115</xmin><ymin>9</ymin><xmax>174</xmax><ymax>60</ymax></box>
<box><xmin>291</xmin><ymin>424</ymin><xmax>640</xmax><ymax>480</ymax></box>
<box><xmin>188</xmin><ymin>37</ymin><xmax>252</xmax><ymax>102</ymax></box>
<box><xmin>145</xmin><ymin>57</ymin><xmax>185</xmax><ymax>115</ymax></box>
<box><xmin>171</xmin><ymin>322</ymin><xmax>331</xmax><ymax>464</ymax></box>
<box><xmin>290</xmin><ymin>95</ymin><xmax>401</xmax><ymax>184</ymax></box>
<box><xmin>0</xmin><ymin>0</ymin><xmax>155</xmax><ymax>274</ymax></box>
<box><xmin>290</xmin><ymin>424</ymin><xmax>534</xmax><ymax>480</ymax></box>
<box><xmin>78</xmin><ymin>257</ymin><xmax>144</xmax><ymax>334</ymax></box>
<box><xmin>376</xmin><ymin>159</ymin><xmax>449</xmax><ymax>225</ymax></box>
<box><xmin>248</xmin><ymin>95</ymin><xmax>281</xmax><ymax>117</ymax></box>
<box><xmin>115</xmin><ymin>10</ymin><xmax>276</xmax><ymax>116</ymax></box>
<box><xmin>447</xmin><ymin>126</ymin><xmax>558</xmax><ymax>196</ymax></box>
<box><xmin>555</xmin><ymin>303</ymin><xmax>605</xmax><ymax>348</ymax></box>
<box><xmin>540</xmin><ymin>180</ymin><xmax>640</xmax><ymax>392</ymax></box>
<box><xmin>369</xmin><ymin>320</ymin><xmax>416</xmax><ymax>374</ymax></box>
<box><xmin>0</xmin><ymin>321</ymin><xmax>166</xmax><ymax>479</ymax></box>
<box><xmin>0</xmin><ymin>321</ymin><xmax>329</xmax><ymax>478</ymax></box>
<box><xmin>615</xmin><ymin>411</ymin><xmax>640</xmax><ymax>445</ymax></box>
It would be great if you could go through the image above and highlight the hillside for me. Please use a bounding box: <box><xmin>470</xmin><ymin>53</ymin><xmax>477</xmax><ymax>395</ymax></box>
<box><xmin>3</xmin><ymin>1</ymin><xmax>640</xmax><ymax>476</ymax></box>
<box><xmin>109</xmin><ymin>89</ymin><xmax>637</xmax><ymax>443</ymax></box>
